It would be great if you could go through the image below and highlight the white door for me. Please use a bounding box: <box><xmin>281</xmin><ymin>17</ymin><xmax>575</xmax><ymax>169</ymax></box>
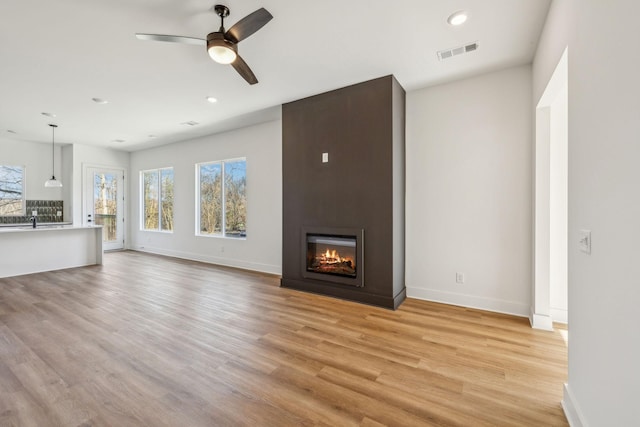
<box><xmin>84</xmin><ymin>167</ymin><xmax>125</xmax><ymax>251</ymax></box>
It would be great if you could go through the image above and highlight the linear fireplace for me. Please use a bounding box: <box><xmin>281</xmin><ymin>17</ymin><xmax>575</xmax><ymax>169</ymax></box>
<box><xmin>302</xmin><ymin>227</ymin><xmax>364</xmax><ymax>287</ymax></box>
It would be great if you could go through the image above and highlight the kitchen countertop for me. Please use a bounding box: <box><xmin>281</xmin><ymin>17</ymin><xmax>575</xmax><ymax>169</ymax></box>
<box><xmin>0</xmin><ymin>222</ymin><xmax>72</xmax><ymax>228</ymax></box>
<box><xmin>0</xmin><ymin>224</ymin><xmax>99</xmax><ymax>233</ymax></box>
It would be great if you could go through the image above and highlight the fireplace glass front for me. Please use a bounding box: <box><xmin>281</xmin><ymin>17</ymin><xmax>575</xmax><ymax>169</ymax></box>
<box><xmin>306</xmin><ymin>234</ymin><xmax>357</xmax><ymax>278</ymax></box>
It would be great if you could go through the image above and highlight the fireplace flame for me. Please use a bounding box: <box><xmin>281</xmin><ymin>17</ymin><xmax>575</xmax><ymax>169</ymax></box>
<box><xmin>322</xmin><ymin>248</ymin><xmax>344</xmax><ymax>264</ymax></box>
<box><xmin>307</xmin><ymin>241</ymin><xmax>356</xmax><ymax>277</ymax></box>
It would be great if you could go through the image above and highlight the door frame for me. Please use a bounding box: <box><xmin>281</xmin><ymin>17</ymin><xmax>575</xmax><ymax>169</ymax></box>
<box><xmin>82</xmin><ymin>163</ymin><xmax>127</xmax><ymax>251</ymax></box>
<box><xmin>531</xmin><ymin>48</ymin><xmax>568</xmax><ymax>330</ymax></box>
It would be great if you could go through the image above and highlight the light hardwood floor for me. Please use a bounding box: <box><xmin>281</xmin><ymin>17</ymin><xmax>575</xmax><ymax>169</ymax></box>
<box><xmin>0</xmin><ymin>251</ymin><xmax>568</xmax><ymax>426</ymax></box>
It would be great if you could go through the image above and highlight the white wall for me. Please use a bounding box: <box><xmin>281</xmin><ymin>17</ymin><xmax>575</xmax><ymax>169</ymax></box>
<box><xmin>61</xmin><ymin>145</ymin><xmax>73</xmax><ymax>221</ymax></box>
<box><xmin>405</xmin><ymin>65</ymin><xmax>533</xmax><ymax>316</ymax></box>
<box><xmin>0</xmin><ymin>137</ymin><xmax>64</xmax><ymax>203</ymax></box>
<box><xmin>129</xmin><ymin>120</ymin><xmax>282</xmax><ymax>274</ymax></box>
<box><xmin>533</xmin><ymin>0</ymin><xmax>640</xmax><ymax>424</ymax></box>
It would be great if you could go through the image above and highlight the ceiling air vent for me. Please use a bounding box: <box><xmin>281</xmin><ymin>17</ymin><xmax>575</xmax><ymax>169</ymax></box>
<box><xmin>437</xmin><ymin>42</ymin><xmax>478</xmax><ymax>61</ymax></box>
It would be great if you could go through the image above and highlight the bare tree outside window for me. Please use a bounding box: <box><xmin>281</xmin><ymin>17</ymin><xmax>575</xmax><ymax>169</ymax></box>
<box><xmin>0</xmin><ymin>165</ymin><xmax>25</xmax><ymax>216</ymax></box>
<box><xmin>94</xmin><ymin>172</ymin><xmax>118</xmax><ymax>241</ymax></box>
<box><xmin>161</xmin><ymin>168</ymin><xmax>174</xmax><ymax>231</ymax></box>
<box><xmin>143</xmin><ymin>170</ymin><xmax>159</xmax><ymax>230</ymax></box>
<box><xmin>199</xmin><ymin>163</ymin><xmax>222</xmax><ymax>234</ymax></box>
<box><xmin>142</xmin><ymin>168</ymin><xmax>173</xmax><ymax>232</ymax></box>
<box><xmin>224</xmin><ymin>160</ymin><xmax>246</xmax><ymax>237</ymax></box>
<box><xmin>197</xmin><ymin>159</ymin><xmax>246</xmax><ymax>238</ymax></box>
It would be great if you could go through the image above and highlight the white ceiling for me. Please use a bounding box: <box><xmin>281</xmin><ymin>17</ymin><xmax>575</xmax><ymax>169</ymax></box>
<box><xmin>0</xmin><ymin>0</ymin><xmax>551</xmax><ymax>151</ymax></box>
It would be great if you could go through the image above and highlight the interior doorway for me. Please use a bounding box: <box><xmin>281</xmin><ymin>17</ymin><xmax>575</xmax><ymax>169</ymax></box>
<box><xmin>84</xmin><ymin>166</ymin><xmax>125</xmax><ymax>251</ymax></box>
<box><xmin>532</xmin><ymin>48</ymin><xmax>568</xmax><ymax>330</ymax></box>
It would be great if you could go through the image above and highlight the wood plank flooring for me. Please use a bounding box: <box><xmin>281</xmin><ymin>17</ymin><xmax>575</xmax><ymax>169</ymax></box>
<box><xmin>0</xmin><ymin>251</ymin><xmax>568</xmax><ymax>426</ymax></box>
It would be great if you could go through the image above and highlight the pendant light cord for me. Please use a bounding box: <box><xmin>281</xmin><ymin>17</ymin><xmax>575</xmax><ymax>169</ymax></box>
<box><xmin>44</xmin><ymin>123</ymin><xmax>61</xmax><ymax>187</ymax></box>
<box><xmin>50</xmin><ymin>124</ymin><xmax>57</xmax><ymax>179</ymax></box>
<box><xmin>51</xmin><ymin>125</ymin><xmax>54</xmax><ymax>177</ymax></box>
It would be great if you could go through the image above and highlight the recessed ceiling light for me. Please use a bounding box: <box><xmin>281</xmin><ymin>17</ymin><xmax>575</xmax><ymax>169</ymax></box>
<box><xmin>148</xmin><ymin>134</ymin><xmax>157</xmax><ymax>139</ymax></box>
<box><xmin>92</xmin><ymin>97</ymin><xmax>109</xmax><ymax>104</ymax></box>
<box><xmin>181</xmin><ymin>121</ymin><xmax>199</xmax><ymax>126</ymax></box>
<box><xmin>41</xmin><ymin>112</ymin><xmax>56</xmax><ymax>118</ymax></box>
<box><xmin>7</xmin><ymin>130</ymin><xmax>17</xmax><ymax>134</ymax></box>
<box><xmin>447</xmin><ymin>10</ymin><xmax>468</xmax><ymax>26</ymax></box>
<box><xmin>207</xmin><ymin>96</ymin><xmax>218</xmax><ymax>104</ymax></box>
<box><xmin>112</xmin><ymin>139</ymin><xmax>125</xmax><ymax>143</ymax></box>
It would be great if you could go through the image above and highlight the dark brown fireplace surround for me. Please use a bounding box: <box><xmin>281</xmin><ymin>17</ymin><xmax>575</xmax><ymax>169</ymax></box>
<box><xmin>281</xmin><ymin>75</ymin><xmax>406</xmax><ymax>309</ymax></box>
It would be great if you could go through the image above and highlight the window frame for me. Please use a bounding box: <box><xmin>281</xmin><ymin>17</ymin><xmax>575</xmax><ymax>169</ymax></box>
<box><xmin>140</xmin><ymin>167</ymin><xmax>174</xmax><ymax>233</ymax></box>
<box><xmin>0</xmin><ymin>165</ymin><xmax>26</xmax><ymax>217</ymax></box>
<box><xmin>195</xmin><ymin>157</ymin><xmax>247</xmax><ymax>239</ymax></box>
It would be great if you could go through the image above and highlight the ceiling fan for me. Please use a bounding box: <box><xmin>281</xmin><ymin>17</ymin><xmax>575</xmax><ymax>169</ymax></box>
<box><xmin>136</xmin><ymin>5</ymin><xmax>273</xmax><ymax>85</ymax></box>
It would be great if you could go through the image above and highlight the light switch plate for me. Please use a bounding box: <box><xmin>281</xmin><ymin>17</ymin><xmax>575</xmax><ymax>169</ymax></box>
<box><xmin>322</xmin><ymin>152</ymin><xmax>328</xmax><ymax>163</ymax></box>
<box><xmin>579</xmin><ymin>229</ymin><xmax>591</xmax><ymax>254</ymax></box>
<box><xmin>32</xmin><ymin>210</ymin><xmax>37</xmax><ymax>216</ymax></box>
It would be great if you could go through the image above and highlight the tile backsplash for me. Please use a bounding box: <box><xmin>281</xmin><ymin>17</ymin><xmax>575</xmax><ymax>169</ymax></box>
<box><xmin>0</xmin><ymin>200</ymin><xmax>63</xmax><ymax>224</ymax></box>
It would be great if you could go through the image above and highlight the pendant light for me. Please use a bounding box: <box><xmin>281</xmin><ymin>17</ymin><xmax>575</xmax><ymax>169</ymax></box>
<box><xmin>44</xmin><ymin>124</ymin><xmax>63</xmax><ymax>188</ymax></box>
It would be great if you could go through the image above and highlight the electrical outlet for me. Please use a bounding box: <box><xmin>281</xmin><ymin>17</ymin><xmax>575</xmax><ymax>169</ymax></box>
<box><xmin>32</xmin><ymin>210</ymin><xmax>37</xmax><ymax>216</ymax></box>
<box><xmin>456</xmin><ymin>272</ymin><xmax>465</xmax><ymax>284</ymax></box>
<box><xmin>220</xmin><ymin>246</ymin><xmax>225</xmax><ymax>253</ymax></box>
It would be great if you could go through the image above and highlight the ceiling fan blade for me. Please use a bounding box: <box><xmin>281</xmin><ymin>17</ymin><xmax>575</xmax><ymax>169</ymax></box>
<box><xmin>225</xmin><ymin>8</ymin><xmax>273</xmax><ymax>44</ymax></box>
<box><xmin>135</xmin><ymin>33</ymin><xmax>205</xmax><ymax>46</ymax></box>
<box><xmin>231</xmin><ymin>55</ymin><xmax>258</xmax><ymax>85</ymax></box>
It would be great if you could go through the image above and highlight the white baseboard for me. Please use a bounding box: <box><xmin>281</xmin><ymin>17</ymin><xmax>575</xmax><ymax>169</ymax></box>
<box><xmin>132</xmin><ymin>246</ymin><xmax>282</xmax><ymax>276</ymax></box>
<box><xmin>406</xmin><ymin>287</ymin><xmax>529</xmax><ymax>317</ymax></box>
<box><xmin>551</xmin><ymin>307</ymin><xmax>568</xmax><ymax>324</ymax></box>
<box><xmin>562</xmin><ymin>383</ymin><xmax>586</xmax><ymax>427</ymax></box>
<box><xmin>530</xmin><ymin>308</ymin><xmax>554</xmax><ymax>330</ymax></box>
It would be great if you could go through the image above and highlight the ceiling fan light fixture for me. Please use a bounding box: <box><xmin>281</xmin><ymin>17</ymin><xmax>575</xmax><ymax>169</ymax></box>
<box><xmin>207</xmin><ymin>33</ymin><xmax>237</xmax><ymax>64</ymax></box>
<box><xmin>137</xmin><ymin>6</ymin><xmax>271</xmax><ymax>84</ymax></box>
<box><xmin>208</xmin><ymin>46</ymin><xmax>237</xmax><ymax>64</ymax></box>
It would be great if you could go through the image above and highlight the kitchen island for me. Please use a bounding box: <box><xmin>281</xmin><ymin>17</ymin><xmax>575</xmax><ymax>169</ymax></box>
<box><xmin>0</xmin><ymin>225</ymin><xmax>103</xmax><ymax>278</ymax></box>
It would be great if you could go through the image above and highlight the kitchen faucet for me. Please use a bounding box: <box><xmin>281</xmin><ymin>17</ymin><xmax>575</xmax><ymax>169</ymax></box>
<box><xmin>30</xmin><ymin>216</ymin><xmax>37</xmax><ymax>228</ymax></box>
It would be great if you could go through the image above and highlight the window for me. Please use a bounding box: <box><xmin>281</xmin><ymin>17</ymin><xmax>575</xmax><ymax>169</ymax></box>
<box><xmin>0</xmin><ymin>165</ymin><xmax>25</xmax><ymax>216</ymax></box>
<box><xmin>141</xmin><ymin>167</ymin><xmax>173</xmax><ymax>231</ymax></box>
<box><xmin>197</xmin><ymin>158</ymin><xmax>246</xmax><ymax>238</ymax></box>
